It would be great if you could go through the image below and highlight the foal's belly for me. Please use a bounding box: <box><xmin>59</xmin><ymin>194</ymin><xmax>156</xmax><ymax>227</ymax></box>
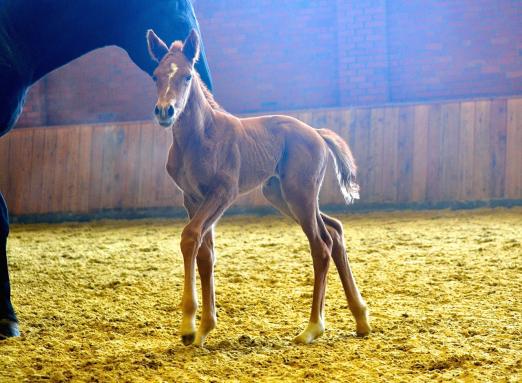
<box><xmin>237</xmin><ymin>169</ymin><xmax>274</xmax><ymax>195</ymax></box>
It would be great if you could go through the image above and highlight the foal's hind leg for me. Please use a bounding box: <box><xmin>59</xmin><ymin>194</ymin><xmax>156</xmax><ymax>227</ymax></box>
<box><xmin>278</xmin><ymin>180</ymin><xmax>332</xmax><ymax>344</ymax></box>
<box><xmin>321</xmin><ymin>213</ymin><xmax>371</xmax><ymax>336</ymax></box>
<box><xmin>262</xmin><ymin>177</ymin><xmax>295</xmax><ymax>220</ymax></box>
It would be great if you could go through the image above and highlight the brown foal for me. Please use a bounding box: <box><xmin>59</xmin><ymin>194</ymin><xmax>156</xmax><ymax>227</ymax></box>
<box><xmin>146</xmin><ymin>29</ymin><xmax>371</xmax><ymax>346</ymax></box>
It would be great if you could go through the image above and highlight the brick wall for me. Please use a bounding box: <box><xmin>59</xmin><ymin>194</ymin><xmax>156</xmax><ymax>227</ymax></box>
<box><xmin>44</xmin><ymin>47</ymin><xmax>155</xmax><ymax>126</ymax></box>
<box><xmin>197</xmin><ymin>0</ymin><xmax>340</xmax><ymax>113</ymax></box>
<box><xmin>336</xmin><ymin>0</ymin><xmax>389</xmax><ymax>106</ymax></box>
<box><xmin>387</xmin><ymin>0</ymin><xmax>522</xmax><ymax>102</ymax></box>
<box><xmin>15</xmin><ymin>0</ymin><xmax>522</xmax><ymax>127</ymax></box>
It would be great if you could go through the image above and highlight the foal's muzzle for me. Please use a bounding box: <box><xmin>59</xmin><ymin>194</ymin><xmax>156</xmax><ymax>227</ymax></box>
<box><xmin>154</xmin><ymin>104</ymin><xmax>176</xmax><ymax>127</ymax></box>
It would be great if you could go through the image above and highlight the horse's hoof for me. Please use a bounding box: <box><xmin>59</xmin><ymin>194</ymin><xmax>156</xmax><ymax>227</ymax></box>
<box><xmin>0</xmin><ymin>319</ymin><xmax>20</xmax><ymax>339</ymax></box>
<box><xmin>356</xmin><ymin>324</ymin><xmax>371</xmax><ymax>338</ymax></box>
<box><xmin>356</xmin><ymin>329</ymin><xmax>370</xmax><ymax>337</ymax></box>
<box><xmin>355</xmin><ymin>309</ymin><xmax>371</xmax><ymax>337</ymax></box>
<box><xmin>293</xmin><ymin>322</ymin><xmax>324</xmax><ymax>344</ymax></box>
<box><xmin>181</xmin><ymin>333</ymin><xmax>195</xmax><ymax>346</ymax></box>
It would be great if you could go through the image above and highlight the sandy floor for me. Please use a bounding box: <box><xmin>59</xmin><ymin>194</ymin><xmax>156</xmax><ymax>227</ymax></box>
<box><xmin>0</xmin><ymin>208</ymin><xmax>521</xmax><ymax>382</ymax></box>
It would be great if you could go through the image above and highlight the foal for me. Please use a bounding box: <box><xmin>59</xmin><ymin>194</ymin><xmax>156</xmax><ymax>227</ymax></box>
<box><xmin>146</xmin><ymin>29</ymin><xmax>371</xmax><ymax>346</ymax></box>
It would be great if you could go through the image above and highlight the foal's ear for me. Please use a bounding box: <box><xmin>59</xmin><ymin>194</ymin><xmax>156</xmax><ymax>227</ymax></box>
<box><xmin>146</xmin><ymin>29</ymin><xmax>169</xmax><ymax>63</ymax></box>
<box><xmin>182</xmin><ymin>29</ymin><xmax>200</xmax><ymax>64</ymax></box>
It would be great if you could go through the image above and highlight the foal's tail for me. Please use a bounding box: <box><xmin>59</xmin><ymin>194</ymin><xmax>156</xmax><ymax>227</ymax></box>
<box><xmin>317</xmin><ymin>129</ymin><xmax>360</xmax><ymax>204</ymax></box>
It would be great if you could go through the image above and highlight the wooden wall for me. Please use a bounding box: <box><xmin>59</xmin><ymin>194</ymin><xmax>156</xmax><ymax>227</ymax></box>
<box><xmin>1</xmin><ymin>97</ymin><xmax>521</xmax><ymax>217</ymax></box>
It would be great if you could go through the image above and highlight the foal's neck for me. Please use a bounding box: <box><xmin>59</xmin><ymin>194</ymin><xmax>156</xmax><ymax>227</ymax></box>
<box><xmin>173</xmin><ymin>74</ymin><xmax>214</xmax><ymax>141</ymax></box>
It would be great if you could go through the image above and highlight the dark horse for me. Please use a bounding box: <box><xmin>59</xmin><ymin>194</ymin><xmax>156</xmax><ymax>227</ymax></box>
<box><xmin>0</xmin><ymin>0</ymin><xmax>212</xmax><ymax>339</ymax></box>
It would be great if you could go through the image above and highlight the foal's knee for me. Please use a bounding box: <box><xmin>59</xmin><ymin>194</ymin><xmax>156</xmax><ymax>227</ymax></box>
<box><xmin>180</xmin><ymin>226</ymin><xmax>202</xmax><ymax>254</ymax></box>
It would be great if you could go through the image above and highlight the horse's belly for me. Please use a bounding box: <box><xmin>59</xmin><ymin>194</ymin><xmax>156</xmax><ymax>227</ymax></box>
<box><xmin>237</xmin><ymin>171</ymin><xmax>271</xmax><ymax>195</ymax></box>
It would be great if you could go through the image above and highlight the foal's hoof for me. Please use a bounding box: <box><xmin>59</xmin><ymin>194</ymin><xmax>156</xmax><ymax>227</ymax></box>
<box><xmin>355</xmin><ymin>308</ymin><xmax>371</xmax><ymax>337</ymax></box>
<box><xmin>181</xmin><ymin>333</ymin><xmax>195</xmax><ymax>346</ymax></box>
<box><xmin>356</xmin><ymin>323</ymin><xmax>371</xmax><ymax>338</ymax></box>
<box><xmin>0</xmin><ymin>319</ymin><xmax>20</xmax><ymax>340</ymax></box>
<box><xmin>294</xmin><ymin>322</ymin><xmax>324</xmax><ymax>344</ymax></box>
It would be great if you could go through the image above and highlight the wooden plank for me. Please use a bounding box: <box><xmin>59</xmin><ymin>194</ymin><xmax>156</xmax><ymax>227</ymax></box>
<box><xmin>137</xmin><ymin>123</ymin><xmax>156</xmax><ymax>208</ymax></box>
<box><xmin>439</xmin><ymin>103</ymin><xmax>460</xmax><ymax>201</ymax></box>
<box><xmin>426</xmin><ymin>104</ymin><xmax>442</xmax><ymax>202</ymax></box>
<box><xmin>367</xmin><ymin>108</ymin><xmax>385</xmax><ymax>203</ymax></box>
<box><xmin>88</xmin><ymin>125</ymin><xmax>106</xmax><ymax>212</ymax></box>
<box><xmin>120</xmin><ymin>123</ymin><xmax>142</xmax><ymax>209</ymax></box>
<box><xmin>51</xmin><ymin>127</ymin><xmax>70</xmax><ymax>213</ymax></box>
<box><xmin>27</xmin><ymin>128</ymin><xmax>46</xmax><ymax>214</ymax></box>
<box><xmin>153</xmin><ymin>126</ymin><xmax>175</xmax><ymax>206</ymax></box>
<box><xmin>489</xmin><ymin>99</ymin><xmax>507</xmax><ymax>199</ymax></box>
<box><xmin>397</xmin><ymin>106</ymin><xmax>415</xmax><ymax>203</ymax></box>
<box><xmin>381</xmin><ymin>107</ymin><xmax>399</xmax><ymax>202</ymax></box>
<box><xmin>472</xmin><ymin>100</ymin><xmax>491</xmax><ymax>201</ymax></box>
<box><xmin>351</xmin><ymin>108</ymin><xmax>371</xmax><ymax>204</ymax></box>
<box><xmin>319</xmin><ymin>110</ymin><xmax>347</xmax><ymax>205</ymax></box>
<box><xmin>319</xmin><ymin>110</ymin><xmax>337</xmax><ymax>205</ymax></box>
<box><xmin>77</xmin><ymin>126</ymin><xmax>93</xmax><ymax>213</ymax></box>
<box><xmin>297</xmin><ymin>111</ymin><xmax>313</xmax><ymax>126</ymax></box>
<box><xmin>411</xmin><ymin>105</ymin><xmax>429</xmax><ymax>202</ymax></box>
<box><xmin>310</xmin><ymin>111</ymin><xmax>328</xmax><ymax>129</ymax></box>
<box><xmin>8</xmin><ymin>129</ymin><xmax>34</xmax><ymax>215</ymax></box>
<box><xmin>100</xmin><ymin>125</ymin><xmax>123</xmax><ymax>210</ymax></box>
<box><xmin>506</xmin><ymin>98</ymin><xmax>522</xmax><ymax>199</ymax></box>
<box><xmin>5</xmin><ymin>132</ymin><xmax>19</xmax><ymax>212</ymax></box>
<box><xmin>40</xmin><ymin>128</ymin><xmax>58</xmax><ymax>214</ymax></box>
<box><xmin>0</xmin><ymin>134</ymin><xmax>10</xmax><ymax>196</ymax></box>
<box><xmin>458</xmin><ymin>102</ymin><xmax>476</xmax><ymax>200</ymax></box>
<box><xmin>333</xmin><ymin>109</ymin><xmax>352</xmax><ymax>204</ymax></box>
<box><xmin>337</xmin><ymin>109</ymin><xmax>353</xmax><ymax>144</ymax></box>
<box><xmin>62</xmin><ymin>127</ymin><xmax>81</xmax><ymax>213</ymax></box>
<box><xmin>0</xmin><ymin>101</ymin><xmax>518</xmax><ymax>216</ymax></box>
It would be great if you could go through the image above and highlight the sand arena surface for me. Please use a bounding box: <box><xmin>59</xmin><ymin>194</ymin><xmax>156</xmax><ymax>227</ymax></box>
<box><xmin>0</xmin><ymin>208</ymin><xmax>521</xmax><ymax>382</ymax></box>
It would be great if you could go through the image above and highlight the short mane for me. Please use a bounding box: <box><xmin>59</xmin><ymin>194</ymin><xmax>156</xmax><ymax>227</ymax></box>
<box><xmin>194</xmin><ymin>71</ymin><xmax>224</xmax><ymax>112</ymax></box>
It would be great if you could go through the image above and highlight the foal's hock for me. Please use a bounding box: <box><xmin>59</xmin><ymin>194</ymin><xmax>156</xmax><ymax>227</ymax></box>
<box><xmin>147</xmin><ymin>29</ymin><xmax>371</xmax><ymax>346</ymax></box>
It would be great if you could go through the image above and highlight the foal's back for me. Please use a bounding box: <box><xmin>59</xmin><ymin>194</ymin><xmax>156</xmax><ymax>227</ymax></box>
<box><xmin>216</xmin><ymin>112</ymin><xmax>329</xmax><ymax>194</ymax></box>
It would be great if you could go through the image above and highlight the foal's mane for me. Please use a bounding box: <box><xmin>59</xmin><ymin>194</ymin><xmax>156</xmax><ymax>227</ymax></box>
<box><xmin>194</xmin><ymin>71</ymin><xmax>224</xmax><ymax>112</ymax></box>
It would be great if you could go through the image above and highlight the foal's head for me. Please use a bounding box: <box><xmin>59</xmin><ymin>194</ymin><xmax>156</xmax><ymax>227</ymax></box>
<box><xmin>146</xmin><ymin>29</ymin><xmax>200</xmax><ymax>127</ymax></box>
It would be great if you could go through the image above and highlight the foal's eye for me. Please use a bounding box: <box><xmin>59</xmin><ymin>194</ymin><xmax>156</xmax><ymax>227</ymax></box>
<box><xmin>185</xmin><ymin>74</ymin><xmax>192</xmax><ymax>82</ymax></box>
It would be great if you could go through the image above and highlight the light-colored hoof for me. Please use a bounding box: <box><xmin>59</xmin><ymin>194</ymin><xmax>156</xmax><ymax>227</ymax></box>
<box><xmin>193</xmin><ymin>332</ymin><xmax>206</xmax><ymax>347</ymax></box>
<box><xmin>355</xmin><ymin>307</ymin><xmax>371</xmax><ymax>337</ymax></box>
<box><xmin>293</xmin><ymin>322</ymin><xmax>324</xmax><ymax>344</ymax></box>
<box><xmin>192</xmin><ymin>317</ymin><xmax>216</xmax><ymax>347</ymax></box>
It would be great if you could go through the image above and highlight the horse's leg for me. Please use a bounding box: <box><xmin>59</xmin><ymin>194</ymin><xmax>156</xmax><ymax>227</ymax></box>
<box><xmin>279</xmin><ymin>177</ymin><xmax>332</xmax><ymax>344</ymax></box>
<box><xmin>262</xmin><ymin>177</ymin><xmax>295</xmax><ymax>220</ymax></box>
<box><xmin>0</xmin><ymin>192</ymin><xmax>19</xmax><ymax>339</ymax></box>
<box><xmin>179</xmin><ymin>186</ymin><xmax>237</xmax><ymax>346</ymax></box>
<box><xmin>321</xmin><ymin>213</ymin><xmax>371</xmax><ymax>336</ymax></box>
<box><xmin>194</xmin><ymin>227</ymin><xmax>216</xmax><ymax>346</ymax></box>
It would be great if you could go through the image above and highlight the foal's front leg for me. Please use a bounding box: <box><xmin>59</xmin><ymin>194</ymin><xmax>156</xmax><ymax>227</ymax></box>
<box><xmin>194</xmin><ymin>228</ymin><xmax>216</xmax><ymax>346</ymax></box>
<box><xmin>179</xmin><ymin>185</ymin><xmax>237</xmax><ymax>346</ymax></box>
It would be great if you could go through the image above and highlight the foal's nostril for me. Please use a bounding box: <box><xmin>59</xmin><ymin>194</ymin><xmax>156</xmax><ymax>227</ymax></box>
<box><xmin>154</xmin><ymin>105</ymin><xmax>161</xmax><ymax>117</ymax></box>
<box><xmin>167</xmin><ymin>105</ymin><xmax>175</xmax><ymax>118</ymax></box>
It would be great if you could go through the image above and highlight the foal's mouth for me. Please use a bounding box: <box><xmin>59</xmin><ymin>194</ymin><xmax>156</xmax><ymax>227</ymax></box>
<box><xmin>157</xmin><ymin>119</ymin><xmax>174</xmax><ymax>128</ymax></box>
